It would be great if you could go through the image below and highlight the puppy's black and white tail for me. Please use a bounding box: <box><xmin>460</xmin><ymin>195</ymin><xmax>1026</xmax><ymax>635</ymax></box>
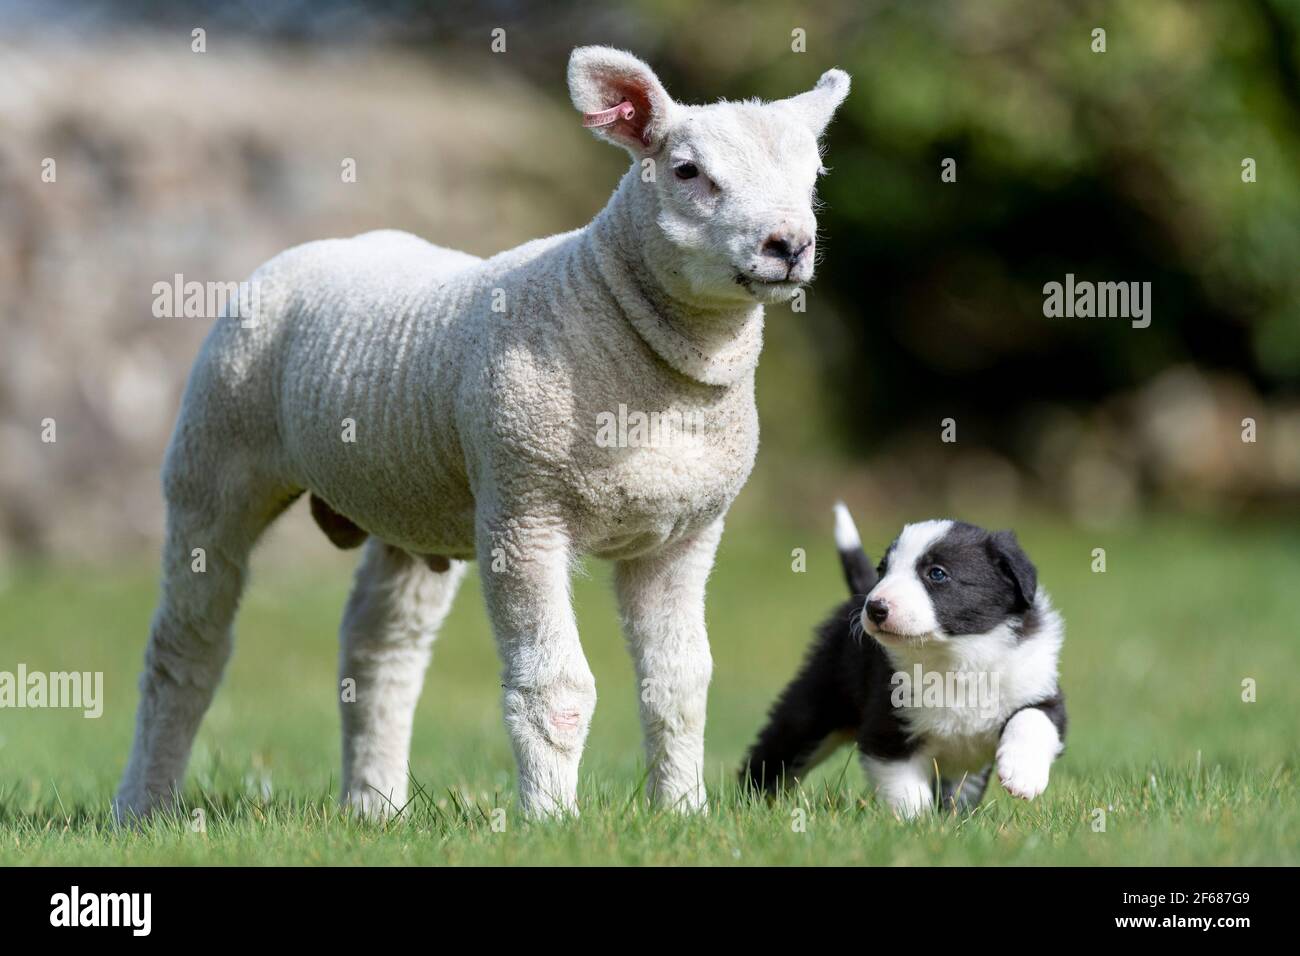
<box><xmin>833</xmin><ymin>502</ymin><xmax>876</xmax><ymax>597</ymax></box>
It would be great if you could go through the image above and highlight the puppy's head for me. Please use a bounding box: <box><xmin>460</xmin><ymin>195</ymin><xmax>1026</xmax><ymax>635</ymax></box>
<box><xmin>861</xmin><ymin>520</ymin><xmax>1037</xmax><ymax>646</ymax></box>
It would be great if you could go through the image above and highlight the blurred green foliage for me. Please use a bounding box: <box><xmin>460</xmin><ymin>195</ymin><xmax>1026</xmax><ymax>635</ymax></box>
<box><xmin>347</xmin><ymin>0</ymin><xmax>1300</xmax><ymax>463</ymax></box>
<box><xmin>601</xmin><ymin>0</ymin><xmax>1300</xmax><ymax>451</ymax></box>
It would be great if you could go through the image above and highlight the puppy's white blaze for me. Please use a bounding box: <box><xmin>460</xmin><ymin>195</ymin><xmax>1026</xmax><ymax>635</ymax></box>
<box><xmin>887</xmin><ymin>519</ymin><xmax>953</xmax><ymax>570</ymax></box>
<box><xmin>832</xmin><ymin>501</ymin><xmax>860</xmax><ymax>551</ymax></box>
<box><xmin>996</xmin><ymin>708</ymin><xmax>1061</xmax><ymax>800</ymax></box>
<box><xmin>866</xmin><ymin>519</ymin><xmax>952</xmax><ymax>638</ymax></box>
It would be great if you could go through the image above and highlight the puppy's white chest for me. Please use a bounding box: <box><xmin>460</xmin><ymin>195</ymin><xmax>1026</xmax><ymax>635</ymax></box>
<box><xmin>900</xmin><ymin>705</ymin><xmax>1001</xmax><ymax>772</ymax></box>
<box><xmin>888</xmin><ymin>622</ymin><xmax>1063</xmax><ymax>775</ymax></box>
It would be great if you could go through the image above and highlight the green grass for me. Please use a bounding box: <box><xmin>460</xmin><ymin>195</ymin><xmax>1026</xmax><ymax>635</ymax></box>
<box><xmin>1</xmin><ymin>509</ymin><xmax>1297</xmax><ymax>865</ymax></box>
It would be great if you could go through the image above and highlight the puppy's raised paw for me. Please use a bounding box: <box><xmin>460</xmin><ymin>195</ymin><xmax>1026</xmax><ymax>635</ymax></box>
<box><xmin>996</xmin><ymin>746</ymin><xmax>1051</xmax><ymax>800</ymax></box>
<box><xmin>996</xmin><ymin>708</ymin><xmax>1060</xmax><ymax>801</ymax></box>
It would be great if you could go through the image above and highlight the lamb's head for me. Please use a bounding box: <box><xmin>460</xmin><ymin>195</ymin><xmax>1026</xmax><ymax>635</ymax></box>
<box><xmin>569</xmin><ymin>46</ymin><xmax>850</xmax><ymax>307</ymax></box>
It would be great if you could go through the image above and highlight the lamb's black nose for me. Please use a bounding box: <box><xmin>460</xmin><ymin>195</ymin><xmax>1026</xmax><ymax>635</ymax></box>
<box><xmin>762</xmin><ymin>236</ymin><xmax>792</xmax><ymax>261</ymax></box>
<box><xmin>866</xmin><ymin>598</ymin><xmax>889</xmax><ymax>625</ymax></box>
<box><xmin>761</xmin><ymin>231</ymin><xmax>813</xmax><ymax>266</ymax></box>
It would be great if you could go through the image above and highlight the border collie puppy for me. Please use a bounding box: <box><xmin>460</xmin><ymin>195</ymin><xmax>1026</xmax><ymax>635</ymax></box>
<box><xmin>741</xmin><ymin>504</ymin><xmax>1066</xmax><ymax>816</ymax></box>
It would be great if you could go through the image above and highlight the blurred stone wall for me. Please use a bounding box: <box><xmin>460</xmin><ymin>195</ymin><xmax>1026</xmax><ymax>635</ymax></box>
<box><xmin>0</xmin><ymin>34</ymin><xmax>611</xmax><ymax>562</ymax></box>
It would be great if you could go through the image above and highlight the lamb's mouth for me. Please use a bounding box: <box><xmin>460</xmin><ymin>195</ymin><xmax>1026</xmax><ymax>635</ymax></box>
<box><xmin>735</xmin><ymin>273</ymin><xmax>803</xmax><ymax>296</ymax></box>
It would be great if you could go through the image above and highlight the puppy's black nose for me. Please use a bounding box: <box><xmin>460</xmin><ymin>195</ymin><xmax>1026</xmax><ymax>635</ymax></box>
<box><xmin>866</xmin><ymin>598</ymin><xmax>889</xmax><ymax>625</ymax></box>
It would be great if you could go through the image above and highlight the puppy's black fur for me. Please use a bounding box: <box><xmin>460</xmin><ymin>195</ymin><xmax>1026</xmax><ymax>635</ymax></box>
<box><xmin>741</xmin><ymin>594</ymin><xmax>916</xmax><ymax>794</ymax></box>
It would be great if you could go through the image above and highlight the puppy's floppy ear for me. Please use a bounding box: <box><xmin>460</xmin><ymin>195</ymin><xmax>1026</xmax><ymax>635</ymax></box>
<box><xmin>988</xmin><ymin>530</ymin><xmax>1037</xmax><ymax>611</ymax></box>
<box><xmin>568</xmin><ymin>46</ymin><xmax>677</xmax><ymax>154</ymax></box>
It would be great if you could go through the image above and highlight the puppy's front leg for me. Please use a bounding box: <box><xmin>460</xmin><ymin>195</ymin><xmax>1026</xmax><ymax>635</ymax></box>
<box><xmin>996</xmin><ymin>697</ymin><xmax>1066</xmax><ymax>800</ymax></box>
<box><xmin>614</xmin><ymin>520</ymin><xmax>723</xmax><ymax>812</ymax></box>
<box><xmin>861</xmin><ymin>753</ymin><xmax>936</xmax><ymax>819</ymax></box>
<box><xmin>479</xmin><ymin>512</ymin><xmax>594</xmax><ymax>818</ymax></box>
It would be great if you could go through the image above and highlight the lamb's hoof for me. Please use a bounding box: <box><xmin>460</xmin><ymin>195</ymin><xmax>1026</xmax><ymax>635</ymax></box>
<box><xmin>649</xmin><ymin>784</ymin><xmax>709</xmax><ymax>815</ymax></box>
<box><xmin>342</xmin><ymin>788</ymin><xmax>405</xmax><ymax>821</ymax></box>
<box><xmin>518</xmin><ymin>791</ymin><xmax>580</xmax><ymax>821</ymax></box>
<box><xmin>111</xmin><ymin>787</ymin><xmax>170</xmax><ymax>828</ymax></box>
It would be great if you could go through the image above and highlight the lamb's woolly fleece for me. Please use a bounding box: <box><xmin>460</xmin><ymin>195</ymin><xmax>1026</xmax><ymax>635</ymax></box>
<box><xmin>249</xmin><ymin>211</ymin><xmax>760</xmax><ymax>561</ymax></box>
<box><xmin>116</xmin><ymin>46</ymin><xmax>850</xmax><ymax>821</ymax></box>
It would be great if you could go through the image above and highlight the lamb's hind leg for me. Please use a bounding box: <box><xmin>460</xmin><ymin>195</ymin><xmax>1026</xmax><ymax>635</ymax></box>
<box><xmin>339</xmin><ymin>540</ymin><xmax>466</xmax><ymax>817</ymax></box>
<box><xmin>115</xmin><ymin>471</ymin><xmax>292</xmax><ymax>823</ymax></box>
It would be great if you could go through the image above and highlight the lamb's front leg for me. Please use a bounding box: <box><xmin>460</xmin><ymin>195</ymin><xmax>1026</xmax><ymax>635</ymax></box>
<box><xmin>614</xmin><ymin>520</ymin><xmax>723</xmax><ymax>812</ymax></box>
<box><xmin>478</xmin><ymin>513</ymin><xmax>594</xmax><ymax>818</ymax></box>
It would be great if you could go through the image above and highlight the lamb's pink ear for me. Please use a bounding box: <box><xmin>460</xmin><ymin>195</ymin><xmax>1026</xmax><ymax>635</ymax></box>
<box><xmin>568</xmin><ymin>46</ymin><xmax>676</xmax><ymax>154</ymax></box>
<box><xmin>779</xmin><ymin>68</ymin><xmax>851</xmax><ymax>138</ymax></box>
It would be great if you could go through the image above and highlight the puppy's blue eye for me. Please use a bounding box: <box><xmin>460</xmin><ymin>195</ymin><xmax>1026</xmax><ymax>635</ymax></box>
<box><xmin>927</xmin><ymin>566</ymin><xmax>948</xmax><ymax>583</ymax></box>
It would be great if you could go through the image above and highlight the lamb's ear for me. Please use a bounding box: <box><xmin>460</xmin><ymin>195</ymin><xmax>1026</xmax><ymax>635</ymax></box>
<box><xmin>988</xmin><ymin>530</ymin><xmax>1038</xmax><ymax>612</ymax></box>
<box><xmin>568</xmin><ymin>46</ymin><xmax>676</xmax><ymax>154</ymax></box>
<box><xmin>779</xmin><ymin>68</ymin><xmax>851</xmax><ymax>138</ymax></box>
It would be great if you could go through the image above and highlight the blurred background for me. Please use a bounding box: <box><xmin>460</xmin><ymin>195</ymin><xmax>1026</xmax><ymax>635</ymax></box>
<box><xmin>1</xmin><ymin>1</ymin><xmax>1298</xmax><ymax>863</ymax></box>
<box><xmin>2</xmin><ymin>0</ymin><xmax>1298</xmax><ymax>564</ymax></box>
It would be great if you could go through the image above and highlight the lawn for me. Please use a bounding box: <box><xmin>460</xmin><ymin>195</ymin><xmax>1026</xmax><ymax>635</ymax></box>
<box><xmin>0</xmin><ymin>508</ymin><xmax>1296</xmax><ymax>865</ymax></box>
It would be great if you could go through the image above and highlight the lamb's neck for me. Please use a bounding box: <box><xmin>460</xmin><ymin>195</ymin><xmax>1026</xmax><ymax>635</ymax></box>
<box><xmin>579</xmin><ymin>170</ymin><xmax>764</xmax><ymax>388</ymax></box>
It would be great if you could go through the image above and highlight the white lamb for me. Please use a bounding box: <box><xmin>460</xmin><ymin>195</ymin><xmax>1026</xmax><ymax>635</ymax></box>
<box><xmin>115</xmin><ymin>46</ymin><xmax>850</xmax><ymax>820</ymax></box>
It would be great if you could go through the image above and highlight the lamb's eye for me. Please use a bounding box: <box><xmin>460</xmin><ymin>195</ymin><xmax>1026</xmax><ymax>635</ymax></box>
<box><xmin>927</xmin><ymin>566</ymin><xmax>949</xmax><ymax>583</ymax></box>
<box><xmin>674</xmin><ymin>162</ymin><xmax>699</xmax><ymax>180</ymax></box>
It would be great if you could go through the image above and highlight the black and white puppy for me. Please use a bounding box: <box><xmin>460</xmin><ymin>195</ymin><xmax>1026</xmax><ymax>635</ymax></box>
<box><xmin>742</xmin><ymin>504</ymin><xmax>1066</xmax><ymax>816</ymax></box>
